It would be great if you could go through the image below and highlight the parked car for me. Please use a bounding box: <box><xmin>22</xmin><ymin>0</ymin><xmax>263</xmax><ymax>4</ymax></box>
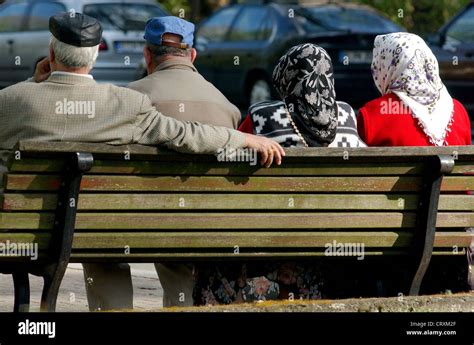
<box><xmin>427</xmin><ymin>0</ymin><xmax>474</xmax><ymax>130</ymax></box>
<box><xmin>0</xmin><ymin>0</ymin><xmax>168</xmax><ymax>88</ymax></box>
<box><xmin>194</xmin><ymin>0</ymin><xmax>404</xmax><ymax>108</ymax></box>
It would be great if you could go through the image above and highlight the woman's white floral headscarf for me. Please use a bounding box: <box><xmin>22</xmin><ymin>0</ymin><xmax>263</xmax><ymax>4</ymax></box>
<box><xmin>272</xmin><ymin>43</ymin><xmax>338</xmax><ymax>145</ymax></box>
<box><xmin>371</xmin><ymin>32</ymin><xmax>454</xmax><ymax>146</ymax></box>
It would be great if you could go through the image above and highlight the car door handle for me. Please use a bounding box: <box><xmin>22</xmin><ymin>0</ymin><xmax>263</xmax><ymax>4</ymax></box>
<box><xmin>7</xmin><ymin>39</ymin><xmax>14</xmax><ymax>54</ymax></box>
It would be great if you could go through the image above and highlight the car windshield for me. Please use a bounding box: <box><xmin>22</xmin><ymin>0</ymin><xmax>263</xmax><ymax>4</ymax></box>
<box><xmin>299</xmin><ymin>6</ymin><xmax>403</xmax><ymax>33</ymax></box>
<box><xmin>446</xmin><ymin>5</ymin><xmax>474</xmax><ymax>44</ymax></box>
<box><xmin>83</xmin><ymin>3</ymin><xmax>167</xmax><ymax>31</ymax></box>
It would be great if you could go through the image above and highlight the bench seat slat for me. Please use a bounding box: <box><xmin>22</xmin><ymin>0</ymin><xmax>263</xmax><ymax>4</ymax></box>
<box><xmin>15</xmin><ymin>141</ymin><xmax>474</xmax><ymax>158</ymax></box>
<box><xmin>69</xmin><ymin>232</ymin><xmax>474</xmax><ymax>249</ymax></box>
<box><xmin>0</xmin><ymin>250</ymin><xmax>466</xmax><ymax>263</ymax></box>
<box><xmin>8</xmin><ymin>159</ymin><xmax>425</xmax><ymax>175</ymax></box>
<box><xmin>6</xmin><ymin>174</ymin><xmax>474</xmax><ymax>192</ymax></box>
<box><xmin>5</xmin><ymin>175</ymin><xmax>421</xmax><ymax>192</ymax></box>
<box><xmin>6</xmin><ymin>159</ymin><xmax>440</xmax><ymax>176</ymax></box>
<box><xmin>1</xmin><ymin>212</ymin><xmax>473</xmax><ymax>230</ymax></box>
<box><xmin>2</xmin><ymin>193</ymin><xmax>473</xmax><ymax>211</ymax></box>
<box><xmin>1</xmin><ymin>193</ymin><xmax>419</xmax><ymax>211</ymax></box>
<box><xmin>0</xmin><ymin>232</ymin><xmax>471</xmax><ymax>249</ymax></box>
<box><xmin>68</xmin><ymin>250</ymin><xmax>465</xmax><ymax>261</ymax></box>
<box><xmin>8</xmin><ymin>159</ymin><xmax>474</xmax><ymax>175</ymax></box>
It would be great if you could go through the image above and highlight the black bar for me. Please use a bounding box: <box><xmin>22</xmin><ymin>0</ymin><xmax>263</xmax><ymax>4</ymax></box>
<box><xmin>0</xmin><ymin>312</ymin><xmax>473</xmax><ymax>345</ymax></box>
<box><xmin>409</xmin><ymin>155</ymin><xmax>455</xmax><ymax>296</ymax></box>
<box><xmin>468</xmin><ymin>228</ymin><xmax>474</xmax><ymax>291</ymax></box>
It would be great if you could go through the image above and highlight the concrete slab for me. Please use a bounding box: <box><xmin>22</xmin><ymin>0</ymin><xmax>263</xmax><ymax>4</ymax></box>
<box><xmin>0</xmin><ymin>264</ymin><xmax>163</xmax><ymax>312</ymax></box>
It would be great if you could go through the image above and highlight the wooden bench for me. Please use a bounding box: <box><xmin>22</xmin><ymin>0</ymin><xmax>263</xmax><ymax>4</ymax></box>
<box><xmin>1</xmin><ymin>141</ymin><xmax>473</xmax><ymax>312</ymax></box>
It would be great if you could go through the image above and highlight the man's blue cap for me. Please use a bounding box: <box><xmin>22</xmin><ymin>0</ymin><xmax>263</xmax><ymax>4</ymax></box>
<box><xmin>144</xmin><ymin>16</ymin><xmax>195</xmax><ymax>49</ymax></box>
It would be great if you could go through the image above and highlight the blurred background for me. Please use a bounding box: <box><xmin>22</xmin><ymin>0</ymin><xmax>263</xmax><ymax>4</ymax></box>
<box><xmin>166</xmin><ymin>0</ymin><xmax>470</xmax><ymax>35</ymax></box>
<box><xmin>0</xmin><ymin>0</ymin><xmax>473</xmax><ymax>137</ymax></box>
<box><xmin>0</xmin><ymin>0</ymin><xmax>471</xmax><ymax>34</ymax></box>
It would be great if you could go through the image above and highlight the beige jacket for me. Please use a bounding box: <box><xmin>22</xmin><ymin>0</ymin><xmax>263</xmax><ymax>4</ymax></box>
<box><xmin>0</xmin><ymin>73</ymin><xmax>245</xmax><ymax>155</ymax></box>
<box><xmin>128</xmin><ymin>58</ymin><xmax>241</xmax><ymax>129</ymax></box>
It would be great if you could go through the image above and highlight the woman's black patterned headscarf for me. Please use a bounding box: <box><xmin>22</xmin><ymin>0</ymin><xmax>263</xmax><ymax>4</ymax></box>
<box><xmin>272</xmin><ymin>43</ymin><xmax>338</xmax><ymax>145</ymax></box>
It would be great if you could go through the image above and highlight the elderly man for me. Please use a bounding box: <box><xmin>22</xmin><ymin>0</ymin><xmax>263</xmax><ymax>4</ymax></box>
<box><xmin>0</xmin><ymin>12</ymin><xmax>284</xmax><ymax>311</ymax></box>
<box><xmin>128</xmin><ymin>16</ymin><xmax>242</xmax><ymax>308</ymax></box>
<box><xmin>129</xmin><ymin>16</ymin><xmax>241</xmax><ymax>129</ymax></box>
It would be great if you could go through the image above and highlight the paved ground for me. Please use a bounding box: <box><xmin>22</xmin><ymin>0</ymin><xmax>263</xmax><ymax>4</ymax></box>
<box><xmin>161</xmin><ymin>293</ymin><xmax>474</xmax><ymax>313</ymax></box>
<box><xmin>2</xmin><ymin>264</ymin><xmax>473</xmax><ymax>312</ymax></box>
<box><xmin>0</xmin><ymin>264</ymin><xmax>163</xmax><ymax>312</ymax></box>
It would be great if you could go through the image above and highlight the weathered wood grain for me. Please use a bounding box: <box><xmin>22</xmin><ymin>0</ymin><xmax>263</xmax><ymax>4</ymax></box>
<box><xmin>15</xmin><ymin>141</ymin><xmax>474</xmax><ymax>158</ymax></box>
<box><xmin>7</xmin><ymin>159</ymin><xmax>427</xmax><ymax>175</ymax></box>
<box><xmin>9</xmin><ymin>158</ymin><xmax>474</xmax><ymax>175</ymax></box>
<box><xmin>0</xmin><ymin>231</ymin><xmax>471</xmax><ymax>250</ymax></box>
<box><xmin>4</xmin><ymin>174</ymin><xmax>423</xmax><ymax>192</ymax></box>
<box><xmin>1</xmin><ymin>193</ymin><xmax>417</xmax><ymax>211</ymax></box>
<box><xmin>1</xmin><ymin>212</ymin><xmax>473</xmax><ymax>230</ymax></box>
<box><xmin>67</xmin><ymin>249</ymin><xmax>466</xmax><ymax>261</ymax></box>
<box><xmin>71</xmin><ymin>232</ymin><xmax>474</xmax><ymax>248</ymax></box>
<box><xmin>0</xmin><ymin>249</ymin><xmax>466</xmax><ymax>263</ymax></box>
<box><xmin>2</xmin><ymin>193</ymin><xmax>472</xmax><ymax>211</ymax></box>
<box><xmin>5</xmin><ymin>174</ymin><xmax>474</xmax><ymax>192</ymax></box>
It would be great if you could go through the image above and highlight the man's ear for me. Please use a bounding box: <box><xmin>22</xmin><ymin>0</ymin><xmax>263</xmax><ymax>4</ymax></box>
<box><xmin>49</xmin><ymin>45</ymin><xmax>55</xmax><ymax>63</ymax></box>
<box><xmin>49</xmin><ymin>45</ymin><xmax>56</xmax><ymax>71</ymax></box>
<box><xmin>190</xmin><ymin>48</ymin><xmax>197</xmax><ymax>63</ymax></box>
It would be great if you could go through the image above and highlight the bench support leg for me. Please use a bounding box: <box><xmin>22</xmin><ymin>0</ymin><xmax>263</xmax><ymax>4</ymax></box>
<box><xmin>468</xmin><ymin>228</ymin><xmax>474</xmax><ymax>291</ymax></box>
<box><xmin>39</xmin><ymin>152</ymin><xmax>93</xmax><ymax>312</ymax></box>
<box><xmin>40</xmin><ymin>266</ymin><xmax>67</xmax><ymax>312</ymax></box>
<box><xmin>409</xmin><ymin>155</ymin><xmax>455</xmax><ymax>296</ymax></box>
<box><xmin>13</xmin><ymin>272</ymin><xmax>30</xmax><ymax>312</ymax></box>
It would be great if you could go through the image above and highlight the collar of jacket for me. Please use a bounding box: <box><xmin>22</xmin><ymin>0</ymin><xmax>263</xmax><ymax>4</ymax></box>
<box><xmin>46</xmin><ymin>73</ymin><xmax>97</xmax><ymax>85</ymax></box>
<box><xmin>153</xmin><ymin>57</ymin><xmax>197</xmax><ymax>73</ymax></box>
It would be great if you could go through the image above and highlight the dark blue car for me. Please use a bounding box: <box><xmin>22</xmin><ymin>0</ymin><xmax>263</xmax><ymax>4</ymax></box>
<box><xmin>428</xmin><ymin>1</ymin><xmax>474</xmax><ymax>122</ymax></box>
<box><xmin>194</xmin><ymin>0</ymin><xmax>404</xmax><ymax>108</ymax></box>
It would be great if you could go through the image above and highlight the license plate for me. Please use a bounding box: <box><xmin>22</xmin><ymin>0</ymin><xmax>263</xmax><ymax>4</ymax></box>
<box><xmin>115</xmin><ymin>41</ymin><xmax>144</xmax><ymax>54</ymax></box>
<box><xmin>339</xmin><ymin>50</ymin><xmax>372</xmax><ymax>64</ymax></box>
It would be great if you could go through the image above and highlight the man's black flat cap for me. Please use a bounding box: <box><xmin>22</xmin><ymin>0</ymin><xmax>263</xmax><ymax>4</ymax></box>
<box><xmin>49</xmin><ymin>12</ymin><xmax>102</xmax><ymax>47</ymax></box>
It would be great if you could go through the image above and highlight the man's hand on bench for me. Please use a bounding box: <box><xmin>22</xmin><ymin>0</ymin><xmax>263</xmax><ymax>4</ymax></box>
<box><xmin>244</xmin><ymin>134</ymin><xmax>285</xmax><ymax>168</ymax></box>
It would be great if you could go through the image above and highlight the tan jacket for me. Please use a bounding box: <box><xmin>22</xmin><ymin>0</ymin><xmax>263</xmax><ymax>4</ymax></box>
<box><xmin>0</xmin><ymin>73</ymin><xmax>245</xmax><ymax>156</ymax></box>
<box><xmin>128</xmin><ymin>58</ymin><xmax>241</xmax><ymax>129</ymax></box>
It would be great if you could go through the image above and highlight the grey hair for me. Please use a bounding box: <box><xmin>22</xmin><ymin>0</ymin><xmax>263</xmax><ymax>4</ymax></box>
<box><xmin>146</xmin><ymin>42</ymin><xmax>191</xmax><ymax>61</ymax></box>
<box><xmin>50</xmin><ymin>36</ymin><xmax>99</xmax><ymax>69</ymax></box>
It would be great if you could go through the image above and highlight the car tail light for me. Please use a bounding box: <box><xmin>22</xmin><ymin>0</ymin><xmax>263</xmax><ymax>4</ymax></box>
<box><xmin>99</xmin><ymin>40</ymin><xmax>108</xmax><ymax>51</ymax></box>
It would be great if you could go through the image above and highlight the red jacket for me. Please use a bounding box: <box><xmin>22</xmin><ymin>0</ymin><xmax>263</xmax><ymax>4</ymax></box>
<box><xmin>238</xmin><ymin>114</ymin><xmax>253</xmax><ymax>134</ymax></box>
<box><xmin>357</xmin><ymin>93</ymin><xmax>472</xmax><ymax>146</ymax></box>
